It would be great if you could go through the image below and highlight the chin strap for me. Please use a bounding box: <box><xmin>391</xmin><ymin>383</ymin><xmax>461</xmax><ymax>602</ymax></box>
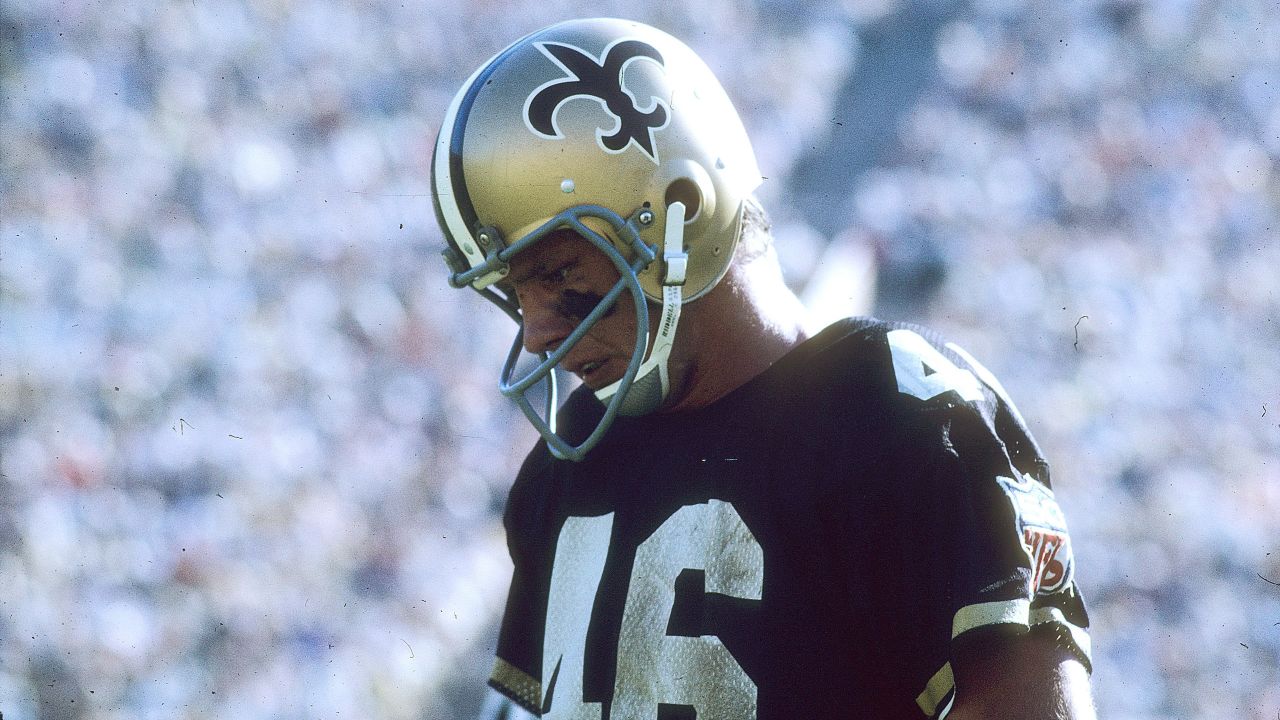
<box><xmin>594</xmin><ymin>202</ymin><xmax>687</xmax><ymax>416</ymax></box>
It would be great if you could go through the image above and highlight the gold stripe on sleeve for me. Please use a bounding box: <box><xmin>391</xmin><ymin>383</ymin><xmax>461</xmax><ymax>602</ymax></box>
<box><xmin>915</xmin><ymin>662</ymin><xmax>955</xmax><ymax>717</ymax></box>
<box><xmin>490</xmin><ymin>656</ymin><xmax>541</xmax><ymax>713</ymax></box>
<box><xmin>951</xmin><ymin>598</ymin><xmax>1031</xmax><ymax>639</ymax></box>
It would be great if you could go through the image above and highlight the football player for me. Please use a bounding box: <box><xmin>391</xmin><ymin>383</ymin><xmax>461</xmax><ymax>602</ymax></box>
<box><xmin>433</xmin><ymin>17</ymin><xmax>1095</xmax><ymax>719</ymax></box>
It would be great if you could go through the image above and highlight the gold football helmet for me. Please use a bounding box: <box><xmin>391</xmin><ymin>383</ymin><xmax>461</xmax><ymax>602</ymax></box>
<box><xmin>433</xmin><ymin>17</ymin><xmax>762</xmax><ymax>460</ymax></box>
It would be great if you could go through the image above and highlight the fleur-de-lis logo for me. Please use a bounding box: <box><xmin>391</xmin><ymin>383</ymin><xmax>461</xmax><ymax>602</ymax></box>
<box><xmin>523</xmin><ymin>38</ymin><xmax>670</xmax><ymax>164</ymax></box>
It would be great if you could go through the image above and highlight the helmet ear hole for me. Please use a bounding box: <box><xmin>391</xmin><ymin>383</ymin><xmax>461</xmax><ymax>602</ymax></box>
<box><xmin>664</xmin><ymin>178</ymin><xmax>702</xmax><ymax>222</ymax></box>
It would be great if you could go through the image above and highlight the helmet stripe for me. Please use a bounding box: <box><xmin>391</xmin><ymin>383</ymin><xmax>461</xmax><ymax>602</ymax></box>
<box><xmin>434</xmin><ymin>36</ymin><xmax>538</xmax><ymax>271</ymax></box>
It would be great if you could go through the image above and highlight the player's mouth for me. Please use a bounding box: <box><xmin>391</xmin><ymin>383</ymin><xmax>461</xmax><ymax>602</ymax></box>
<box><xmin>574</xmin><ymin>359</ymin><xmax>615</xmax><ymax>387</ymax></box>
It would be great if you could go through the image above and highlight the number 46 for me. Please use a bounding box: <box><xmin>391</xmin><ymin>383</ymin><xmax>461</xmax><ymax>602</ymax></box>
<box><xmin>541</xmin><ymin>500</ymin><xmax>763</xmax><ymax>719</ymax></box>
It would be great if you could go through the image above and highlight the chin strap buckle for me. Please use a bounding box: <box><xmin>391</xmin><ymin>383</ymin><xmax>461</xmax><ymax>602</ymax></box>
<box><xmin>662</xmin><ymin>201</ymin><xmax>688</xmax><ymax>286</ymax></box>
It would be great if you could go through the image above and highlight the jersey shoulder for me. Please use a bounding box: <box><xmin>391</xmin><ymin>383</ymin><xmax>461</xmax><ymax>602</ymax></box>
<box><xmin>819</xmin><ymin>317</ymin><xmax>1049</xmax><ymax>481</ymax></box>
<box><xmin>788</xmin><ymin>317</ymin><xmax>994</xmax><ymax>419</ymax></box>
<box><xmin>807</xmin><ymin>317</ymin><xmax>991</xmax><ymax>403</ymax></box>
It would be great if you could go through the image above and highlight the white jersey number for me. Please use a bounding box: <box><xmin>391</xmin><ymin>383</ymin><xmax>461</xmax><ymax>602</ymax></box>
<box><xmin>541</xmin><ymin>514</ymin><xmax>613</xmax><ymax>719</ymax></box>
<box><xmin>541</xmin><ymin>500</ymin><xmax>763</xmax><ymax>718</ymax></box>
<box><xmin>887</xmin><ymin>329</ymin><xmax>1030</xmax><ymax>424</ymax></box>
<box><xmin>887</xmin><ymin>329</ymin><xmax>986</xmax><ymax>403</ymax></box>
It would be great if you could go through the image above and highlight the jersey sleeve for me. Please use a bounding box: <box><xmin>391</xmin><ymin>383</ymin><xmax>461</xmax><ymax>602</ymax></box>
<box><xmin>487</xmin><ymin>447</ymin><xmax>553</xmax><ymax>716</ymax></box>
<box><xmin>872</xmin><ymin>325</ymin><xmax>1091</xmax><ymax>718</ymax></box>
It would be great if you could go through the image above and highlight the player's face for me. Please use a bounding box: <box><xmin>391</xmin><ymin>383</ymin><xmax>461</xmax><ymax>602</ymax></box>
<box><xmin>507</xmin><ymin>230</ymin><xmax>643</xmax><ymax>390</ymax></box>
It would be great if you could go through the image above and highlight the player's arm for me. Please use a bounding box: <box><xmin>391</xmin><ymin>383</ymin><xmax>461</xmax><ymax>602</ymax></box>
<box><xmin>948</xmin><ymin>627</ymin><xmax>1096</xmax><ymax>720</ymax></box>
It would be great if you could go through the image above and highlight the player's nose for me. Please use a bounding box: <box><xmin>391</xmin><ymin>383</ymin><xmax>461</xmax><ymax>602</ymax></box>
<box><xmin>520</xmin><ymin>295</ymin><xmax>573</xmax><ymax>355</ymax></box>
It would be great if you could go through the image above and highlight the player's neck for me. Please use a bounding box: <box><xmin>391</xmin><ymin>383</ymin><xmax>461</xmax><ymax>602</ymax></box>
<box><xmin>660</xmin><ymin>256</ymin><xmax>810</xmax><ymax>414</ymax></box>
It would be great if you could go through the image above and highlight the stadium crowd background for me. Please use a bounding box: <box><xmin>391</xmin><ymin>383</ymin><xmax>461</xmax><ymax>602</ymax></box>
<box><xmin>2</xmin><ymin>0</ymin><xmax>1278</xmax><ymax>717</ymax></box>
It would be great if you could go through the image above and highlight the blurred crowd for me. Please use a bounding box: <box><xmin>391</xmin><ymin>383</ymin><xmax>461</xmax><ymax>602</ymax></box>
<box><xmin>1</xmin><ymin>0</ymin><xmax>1277</xmax><ymax>718</ymax></box>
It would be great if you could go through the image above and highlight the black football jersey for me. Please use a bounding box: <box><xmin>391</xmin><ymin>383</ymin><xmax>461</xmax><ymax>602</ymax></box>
<box><xmin>487</xmin><ymin>318</ymin><xmax>1090</xmax><ymax>719</ymax></box>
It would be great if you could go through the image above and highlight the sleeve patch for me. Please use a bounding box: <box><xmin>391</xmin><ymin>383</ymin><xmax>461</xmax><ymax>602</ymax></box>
<box><xmin>996</xmin><ymin>474</ymin><xmax>1075</xmax><ymax>595</ymax></box>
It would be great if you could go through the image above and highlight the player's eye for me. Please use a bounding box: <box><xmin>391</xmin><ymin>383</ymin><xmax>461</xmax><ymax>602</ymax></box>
<box><xmin>540</xmin><ymin>262</ymin><xmax>575</xmax><ymax>284</ymax></box>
